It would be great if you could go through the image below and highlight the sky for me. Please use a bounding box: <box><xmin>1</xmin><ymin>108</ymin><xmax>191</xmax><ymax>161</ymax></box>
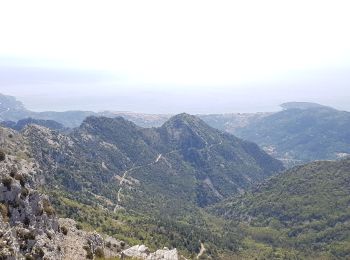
<box><xmin>0</xmin><ymin>0</ymin><xmax>349</xmax><ymax>113</ymax></box>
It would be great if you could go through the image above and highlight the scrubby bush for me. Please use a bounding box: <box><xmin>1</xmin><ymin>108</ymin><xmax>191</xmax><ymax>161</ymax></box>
<box><xmin>25</xmin><ymin>254</ymin><xmax>35</xmax><ymax>260</ymax></box>
<box><xmin>23</xmin><ymin>217</ymin><xmax>31</xmax><ymax>227</ymax></box>
<box><xmin>21</xmin><ymin>187</ymin><xmax>29</xmax><ymax>198</ymax></box>
<box><xmin>0</xmin><ymin>150</ymin><xmax>5</xmax><ymax>161</ymax></box>
<box><xmin>76</xmin><ymin>223</ymin><xmax>83</xmax><ymax>230</ymax></box>
<box><xmin>61</xmin><ymin>226</ymin><xmax>68</xmax><ymax>235</ymax></box>
<box><xmin>14</xmin><ymin>173</ymin><xmax>25</xmax><ymax>187</ymax></box>
<box><xmin>10</xmin><ymin>167</ymin><xmax>17</xmax><ymax>177</ymax></box>
<box><xmin>0</xmin><ymin>203</ymin><xmax>9</xmax><ymax>222</ymax></box>
<box><xmin>95</xmin><ymin>247</ymin><xmax>104</xmax><ymax>258</ymax></box>
<box><xmin>34</xmin><ymin>247</ymin><xmax>45</xmax><ymax>257</ymax></box>
<box><xmin>17</xmin><ymin>229</ymin><xmax>35</xmax><ymax>240</ymax></box>
<box><xmin>2</xmin><ymin>177</ymin><xmax>13</xmax><ymax>190</ymax></box>
<box><xmin>83</xmin><ymin>245</ymin><xmax>93</xmax><ymax>259</ymax></box>
<box><xmin>42</xmin><ymin>199</ymin><xmax>55</xmax><ymax>216</ymax></box>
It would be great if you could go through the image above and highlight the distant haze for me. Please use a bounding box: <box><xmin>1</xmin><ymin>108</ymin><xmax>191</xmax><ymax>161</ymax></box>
<box><xmin>0</xmin><ymin>1</ymin><xmax>349</xmax><ymax>113</ymax></box>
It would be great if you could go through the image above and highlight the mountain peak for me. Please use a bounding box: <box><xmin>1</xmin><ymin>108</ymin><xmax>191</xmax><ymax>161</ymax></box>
<box><xmin>156</xmin><ymin>113</ymin><xmax>227</xmax><ymax>152</ymax></box>
<box><xmin>163</xmin><ymin>113</ymin><xmax>208</xmax><ymax>129</ymax></box>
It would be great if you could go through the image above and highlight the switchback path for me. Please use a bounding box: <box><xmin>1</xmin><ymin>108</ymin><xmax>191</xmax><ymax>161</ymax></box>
<box><xmin>114</xmin><ymin>138</ymin><xmax>224</xmax><ymax>211</ymax></box>
<box><xmin>114</xmin><ymin>153</ymin><xmax>163</xmax><ymax>211</ymax></box>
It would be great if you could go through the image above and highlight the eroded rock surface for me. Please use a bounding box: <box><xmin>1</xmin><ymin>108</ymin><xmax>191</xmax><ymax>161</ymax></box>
<box><xmin>122</xmin><ymin>245</ymin><xmax>179</xmax><ymax>260</ymax></box>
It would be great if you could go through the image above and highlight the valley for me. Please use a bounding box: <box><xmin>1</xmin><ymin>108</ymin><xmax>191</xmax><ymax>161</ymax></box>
<box><xmin>1</xmin><ymin>2</ymin><xmax>349</xmax><ymax>258</ymax></box>
<box><xmin>1</xmin><ymin>93</ymin><xmax>350</xmax><ymax>259</ymax></box>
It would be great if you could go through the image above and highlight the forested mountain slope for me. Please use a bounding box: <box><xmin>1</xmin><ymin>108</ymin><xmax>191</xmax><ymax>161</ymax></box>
<box><xmin>211</xmin><ymin>158</ymin><xmax>350</xmax><ymax>259</ymax></box>
<box><xmin>24</xmin><ymin>114</ymin><xmax>283</xmax><ymax>210</ymax></box>
<box><xmin>19</xmin><ymin>114</ymin><xmax>282</xmax><ymax>257</ymax></box>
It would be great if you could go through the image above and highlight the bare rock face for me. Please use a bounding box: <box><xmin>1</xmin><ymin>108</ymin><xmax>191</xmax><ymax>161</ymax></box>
<box><xmin>122</xmin><ymin>245</ymin><xmax>150</xmax><ymax>258</ymax></box>
<box><xmin>122</xmin><ymin>245</ymin><xmax>179</xmax><ymax>260</ymax></box>
<box><xmin>148</xmin><ymin>248</ymin><xmax>179</xmax><ymax>260</ymax></box>
<box><xmin>58</xmin><ymin>218</ymin><xmax>107</xmax><ymax>260</ymax></box>
<box><xmin>0</xmin><ymin>128</ymin><xmax>63</xmax><ymax>259</ymax></box>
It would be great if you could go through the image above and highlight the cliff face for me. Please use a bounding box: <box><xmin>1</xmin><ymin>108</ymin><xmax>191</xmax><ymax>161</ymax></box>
<box><xmin>0</xmin><ymin>127</ymin><xmax>63</xmax><ymax>259</ymax></box>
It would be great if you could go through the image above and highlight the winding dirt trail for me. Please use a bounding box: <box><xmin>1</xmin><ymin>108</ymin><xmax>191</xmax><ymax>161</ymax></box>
<box><xmin>114</xmin><ymin>153</ymin><xmax>163</xmax><ymax>210</ymax></box>
<box><xmin>113</xmin><ymin>136</ymin><xmax>224</xmax><ymax>212</ymax></box>
<box><xmin>115</xmin><ymin>138</ymin><xmax>223</xmax><ymax>208</ymax></box>
<box><xmin>197</xmin><ymin>243</ymin><xmax>206</xmax><ymax>259</ymax></box>
<box><xmin>155</xmin><ymin>154</ymin><xmax>162</xmax><ymax>163</ymax></box>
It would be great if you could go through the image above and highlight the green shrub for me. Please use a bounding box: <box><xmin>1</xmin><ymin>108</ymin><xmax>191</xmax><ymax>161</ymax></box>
<box><xmin>76</xmin><ymin>223</ymin><xmax>83</xmax><ymax>230</ymax></box>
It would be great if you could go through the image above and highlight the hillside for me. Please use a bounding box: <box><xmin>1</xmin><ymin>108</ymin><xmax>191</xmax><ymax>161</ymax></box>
<box><xmin>211</xmin><ymin>158</ymin><xmax>350</xmax><ymax>259</ymax></box>
<box><xmin>25</xmin><ymin>114</ymin><xmax>283</xmax><ymax>208</ymax></box>
<box><xmin>3</xmin><ymin>94</ymin><xmax>350</xmax><ymax>167</ymax></box>
<box><xmin>3</xmin><ymin>106</ymin><xmax>349</xmax><ymax>258</ymax></box>
<box><xmin>20</xmin><ymin>114</ymin><xmax>282</xmax><ymax>257</ymax></box>
<box><xmin>0</xmin><ymin>126</ymin><xmax>184</xmax><ymax>259</ymax></box>
<box><xmin>199</xmin><ymin>112</ymin><xmax>271</xmax><ymax>133</ymax></box>
<box><xmin>0</xmin><ymin>126</ymin><xmax>121</xmax><ymax>259</ymax></box>
<box><xmin>234</xmin><ymin>102</ymin><xmax>350</xmax><ymax>166</ymax></box>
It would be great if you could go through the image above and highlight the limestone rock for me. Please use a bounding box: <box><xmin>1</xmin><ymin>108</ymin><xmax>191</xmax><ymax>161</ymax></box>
<box><xmin>122</xmin><ymin>244</ymin><xmax>150</xmax><ymax>258</ymax></box>
<box><xmin>122</xmin><ymin>245</ymin><xmax>178</xmax><ymax>260</ymax></box>
<box><xmin>147</xmin><ymin>248</ymin><xmax>179</xmax><ymax>260</ymax></box>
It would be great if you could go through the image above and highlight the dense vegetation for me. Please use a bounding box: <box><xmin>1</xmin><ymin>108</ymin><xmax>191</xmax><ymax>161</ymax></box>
<box><xmin>22</xmin><ymin>114</ymin><xmax>282</xmax><ymax>257</ymax></box>
<box><xmin>25</xmin><ymin>114</ymin><xmax>282</xmax><ymax>209</ymax></box>
<box><xmin>47</xmin><ymin>189</ymin><xmax>242</xmax><ymax>258</ymax></box>
<box><xmin>211</xmin><ymin>158</ymin><xmax>350</xmax><ymax>259</ymax></box>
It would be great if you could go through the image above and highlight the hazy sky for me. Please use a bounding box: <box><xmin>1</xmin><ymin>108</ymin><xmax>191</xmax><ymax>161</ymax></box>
<box><xmin>0</xmin><ymin>0</ymin><xmax>349</xmax><ymax>113</ymax></box>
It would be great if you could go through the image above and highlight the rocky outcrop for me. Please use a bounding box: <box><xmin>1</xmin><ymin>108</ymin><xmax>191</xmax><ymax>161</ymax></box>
<box><xmin>122</xmin><ymin>245</ymin><xmax>179</xmax><ymax>260</ymax></box>
<box><xmin>0</xmin><ymin>128</ymin><xmax>63</xmax><ymax>259</ymax></box>
<box><xmin>57</xmin><ymin>218</ymin><xmax>124</xmax><ymax>260</ymax></box>
<box><xmin>148</xmin><ymin>247</ymin><xmax>179</xmax><ymax>260</ymax></box>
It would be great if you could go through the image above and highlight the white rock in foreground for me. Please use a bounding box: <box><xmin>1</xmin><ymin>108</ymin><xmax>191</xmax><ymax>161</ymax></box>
<box><xmin>122</xmin><ymin>245</ymin><xmax>179</xmax><ymax>260</ymax></box>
